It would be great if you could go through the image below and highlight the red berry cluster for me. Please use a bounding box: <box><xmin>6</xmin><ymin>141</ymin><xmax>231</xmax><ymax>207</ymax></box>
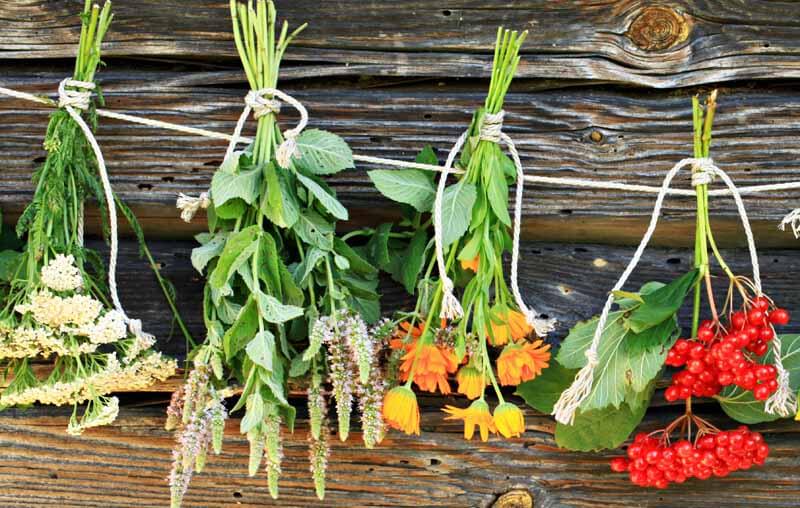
<box><xmin>664</xmin><ymin>297</ymin><xmax>789</xmax><ymax>402</ymax></box>
<box><xmin>610</xmin><ymin>428</ymin><xmax>769</xmax><ymax>488</ymax></box>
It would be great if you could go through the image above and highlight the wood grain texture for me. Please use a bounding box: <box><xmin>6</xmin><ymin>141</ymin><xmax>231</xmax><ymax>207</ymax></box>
<box><xmin>0</xmin><ymin>401</ymin><xmax>798</xmax><ymax>507</ymax></box>
<box><xmin>3</xmin><ymin>1</ymin><xmax>800</xmax><ymax>88</ymax></box>
<box><xmin>2</xmin><ymin>70</ymin><xmax>800</xmax><ymax>246</ymax></box>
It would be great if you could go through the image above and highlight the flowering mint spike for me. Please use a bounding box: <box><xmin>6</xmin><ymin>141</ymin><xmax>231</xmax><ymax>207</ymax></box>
<box><xmin>247</xmin><ymin>429</ymin><xmax>265</xmax><ymax>477</ymax></box>
<box><xmin>264</xmin><ymin>414</ymin><xmax>283</xmax><ymax>499</ymax></box>
<box><xmin>309</xmin><ymin>426</ymin><xmax>330</xmax><ymax>500</ymax></box>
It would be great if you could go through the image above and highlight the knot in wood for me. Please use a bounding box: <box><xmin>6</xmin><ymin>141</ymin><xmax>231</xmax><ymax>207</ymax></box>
<box><xmin>493</xmin><ymin>489</ymin><xmax>533</xmax><ymax>508</ymax></box>
<box><xmin>627</xmin><ymin>6</ymin><xmax>689</xmax><ymax>51</ymax></box>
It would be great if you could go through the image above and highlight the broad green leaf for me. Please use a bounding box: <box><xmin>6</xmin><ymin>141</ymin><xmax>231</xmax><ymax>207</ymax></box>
<box><xmin>279</xmin><ymin>263</ymin><xmax>305</xmax><ymax>307</ymax></box>
<box><xmin>366</xmin><ymin>223</ymin><xmax>392</xmax><ymax>269</ymax></box>
<box><xmin>626</xmin><ymin>269</ymin><xmax>699</xmax><ymax>333</ymax></box>
<box><xmin>516</xmin><ymin>361</ymin><xmax>579</xmax><ymax>414</ymax></box>
<box><xmin>368</xmin><ymin>169</ymin><xmax>436</xmax><ymax>212</ymax></box>
<box><xmin>440</xmin><ymin>181</ymin><xmax>477</xmax><ymax>247</ymax></box>
<box><xmin>416</xmin><ymin>145</ymin><xmax>439</xmax><ymax>166</ymax></box>
<box><xmin>246</xmin><ymin>330</ymin><xmax>276</xmax><ymax>372</ymax></box>
<box><xmin>191</xmin><ymin>233</ymin><xmax>227</xmax><ymax>274</ymax></box>
<box><xmin>256</xmin><ymin>233</ymin><xmax>282</xmax><ymax>296</ymax></box>
<box><xmin>557</xmin><ymin>311</ymin><xmax>667</xmax><ymax>411</ymax></box>
<box><xmin>289</xmin><ymin>355</ymin><xmax>311</xmax><ymax>377</ymax></box>
<box><xmin>295</xmin><ymin>172</ymin><xmax>348</xmax><ymax>220</ymax></box>
<box><xmin>624</xmin><ymin>316</ymin><xmax>679</xmax><ymax>355</ymax></box>
<box><xmin>718</xmin><ymin>334</ymin><xmax>800</xmax><ymax>423</ymax></box>
<box><xmin>256</xmin><ymin>291</ymin><xmax>304</xmax><ymax>324</ymax></box>
<box><xmin>333</xmin><ymin>238</ymin><xmax>378</xmax><ymax>277</ymax></box>
<box><xmin>259</xmin><ymin>357</ymin><xmax>288</xmax><ymax>405</ymax></box>
<box><xmin>262</xmin><ymin>163</ymin><xmax>299</xmax><ymax>228</ymax></box>
<box><xmin>292</xmin><ymin>129</ymin><xmax>354</xmax><ymax>175</ymax></box>
<box><xmin>213</xmin><ymin>198</ymin><xmax>246</xmax><ymax>220</ymax></box>
<box><xmin>485</xmin><ymin>154</ymin><xmax>511</xmax><ymax>226</ymax></box>
<box><xmin>209</xmin><ymin>226</ymin><xmax>260</xmax><ymax>293</ymax></box>
<box><xmin>616</xmin><ymin>282</ymin><xmax>665</xmax><ymax>310</ymax></box>
<box><xmin>223</xmin><ymin>297</ymin><xmax>258</xmax><ymax>360</ymax></box>
<box><xmin>399</xmin><ymin>230</ymin><xmax>429</xmax><ymax>294</ymax></box>
<box><xmin>211</xmin><ymin>166</ymin><xmax>262</xmax><ymax>208</ymax></box>
<box><xmin>555</xmin><ymin>385</ymin><xmax>653</xmax><ymax>451</ymax></box>
<box><xmin>294</xmin><ymin>247</ymin><xmax>327</xmax><ymax>286</ymax></box>
<box><xmin>457</xmin><ymin>233</ymin><xmax>481</xmax><ymax>262</ymax></box>
<box><xmin>293</xmin><ymin>210</ymin><xmax>334</xmax><ymax>251</ymax></box>
<box><xmin>352</xmin><ymin>296</ymin><xmax>381</xmax><ymax>324</ymax></box>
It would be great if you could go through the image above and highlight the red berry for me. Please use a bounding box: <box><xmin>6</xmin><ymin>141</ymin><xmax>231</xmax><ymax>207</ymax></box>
<box><xmin>611</xmin><ymin>457</ymin><xmax>629</xmax><ymax>472</ymax></box>
<box><xmin>753</xmin><ymin>297</ymin><xmax>771</xmax><ymax>311</ymax></box>
<box><xmin>731</xmin><ymin>312</ymin><xmax>747</xmax><ymax>329</ymax></box>
<box><xmin>769</xmin><ymin>308</ymin><xmax>790</xmax><ymax>326</ymax></box>
<box><xmin>759</xmin><ymin>327</ymin><xmax>775</xmax><ymax>342</ymax></box>
<box><xmin>697</xmin><ymin>328</ymin><xmax>715</xmax><ymax>343</ymax></box>
<box><xmin>753</xmin><ymin>384</ymin><xmax>772</xmax><ymax>401</ymax></box>
<box><xmin>748</xmin><ymin>309</ymin><xmax>767</xmax><ymax>326</ymax></box>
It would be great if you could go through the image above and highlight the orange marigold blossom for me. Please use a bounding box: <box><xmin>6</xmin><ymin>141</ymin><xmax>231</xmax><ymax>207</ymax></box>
<box><xmin>456</xmin><ymin>364</ymin><xmax>487</xmax><ymax>400</ymax></box>
<box><xmin>493</xmin><ymin>402</ymin><xmax>525</xmax><ymax>438</ymax></box>
<box><xmin>399</xmin><ymin>341</ymin><xmax>459</xmax><ymax>394</ymax></box>
<box><xmin>496</xmin><ymin>340</ymin><xmax>551</xmax><ymax>386</ymax></box>
<box><xmin>443</xmin><ymin>400</ymin><xmax>496</xmax><ymax>442</ymax></box>
<box><xmin>382</xmin><ymin>386</ymin><xmax>420</xmax><ymax>435</ymax></box>
<box><xmin>488</xmin><ymin>308</ymin><xmax>533</xmax><ymax>346</ymax></box>
<box><xmin>460</xmin><ymin>255</ymin><xmax>480</xmax><ymax>273</ymax></box>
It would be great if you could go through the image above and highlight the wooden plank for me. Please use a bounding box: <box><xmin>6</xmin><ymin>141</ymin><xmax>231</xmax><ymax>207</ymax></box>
<box><xmin>0</xmin><ymin>401</ymin><xmax>798</xmax><ymax>507</ymax></box>
<box><xmin>3</xmin><ymin>1</ymin><xmax>800</xmax><ymax>87</ymax></box>
<box><xmin>2</xmin><ymin>71</ymin><xmax>800</xmax><ymax>246</ymax></box>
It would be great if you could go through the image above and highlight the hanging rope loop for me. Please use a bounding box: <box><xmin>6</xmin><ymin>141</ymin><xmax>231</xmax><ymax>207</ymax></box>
<box><xmin>58</xmin><ymin>78</ymin><xmax>95</xmax><ymax>111</ymax></box>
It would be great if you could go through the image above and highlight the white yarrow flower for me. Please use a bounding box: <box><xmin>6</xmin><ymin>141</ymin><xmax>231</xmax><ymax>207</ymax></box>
<box><xmin>40</xmin><ymin>254</ymin><xmax>83</xmax><ymax>292</ymax></box>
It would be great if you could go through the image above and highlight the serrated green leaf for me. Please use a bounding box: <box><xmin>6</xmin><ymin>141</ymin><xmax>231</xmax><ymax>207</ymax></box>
<box><xmin>416</xmin><ymin>145</ymin><xmax>439</xmax><ymax>166</ymax></box>
<box><xmin>399</xmin><ymin>229</ymin><xmax>429</xmax><ymax>294</ymax></box>
<box><xmin>289</xmin><ymin>356</ymin><xmax>311</xmax><ymax>377</ymax></box>
<box><xmin>333</xmin><ymin>238</ymin><xmax>377</xmax><ymax>277</ymax></box>
<box><xmin>366</xmin><ymin>223</ymin><xmax>392</xmax><ymax>269</ymax></box>
<box><xmin>223</xmin><ymin>297</ymin><xmax>258</xmax><ymax>360</ymax></box>
<box><xmin>616</xmin><ymin>282</ymin><xmax>665</xmax><ymax>310</ymax></box>
<box><xmin>626</xmin><ymin>269</ymin><xmax>699</xmax><ymax>333</ymax></box>
<box><xmin>557</xmin><ymin>311</ymin><xmax>668</xmax><ymax>411</ymax></box>
<box><xmin>292</xmin><ymin>129</ymin><xmax>354</xmax><ymax>175</ymax></box>
<box><xmin>209</xmin><ymin>226</ymin><xmax>260</xmax><ymax>294</ymax></box>
<box><xmin>0</xmin><ymin>250</ymin><xmax>21</xmax><ymax>282</ymax></box>
<box><xmin>262</xmin><ymin>162</ymin><xmax>299</xmax><ymax>228</ymax></box>
<box><xmin>295</xmin><ymin>172</ymin><xmax>348</xmax><ymax>220</ymax></box>
<box><xmin>211</xmin><ymin>165</ymin><xmax>262</xmax><ymax>208</ymax></box>
<box><xmin>293</xmin><ymin>210</ymin><xmax>334</xmax><ymax>251</ymax></box>
<box><xmin>368</xmin><ymin>169</ymin><xmax>436</xmax><ymax>212</ymax></box>
<box><xmin>440</xmin><ymin>181</ymin><xmax>477</xmax><ymax>247</ymax></box>
<box><xmin>294</xmin><ymin>247</ymin><xmax>326</xmax><ymax>286</ymax></box>
<box><xmin>555</xmin><ymin>383</ymin><xmax>654</xmax><ymax>451</ymax></box>
<box><xmin>240</xmin><ymin>393</ymin><xmax>264</xmax><ymax>434</ymax></box>
<box><xmin>191</xmin><ymin>233</ymin><xmax>227</xmax><ymax>274</ymax></box>
<box><xmin>718</xmin><ymin>334</ymin><xmax>800</xmax><ymax>423</ymax></box>
<box><xmin>624</xmin><ymin>316</ymin><xmax>679</xmax><ymax>355</ymax></box>
<box><xmin>246</xmin><ymin>330</ymin><xmax>276</xmax><ymax>372</ymax></box>
<box><xmin>516</xmin><ymin>361</ymin><xmax>579</xmax><ymax>414</ymax></box>
<box><xmin>256</xmin><ymin>291</ymin><xmax>304</xmax><ymax>324</ymax></box>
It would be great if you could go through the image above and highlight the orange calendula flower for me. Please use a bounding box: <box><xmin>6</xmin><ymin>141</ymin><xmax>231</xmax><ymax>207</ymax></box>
<box><xmin>443</xmin><ymin>399</ymin><xmax>496</xmax><ymax>442</ymax></box>
<box><xmin>493</xmin><ymin>402</ymin><xmax>525</xmax><ymax>438</ymax></box>
<box><xmin>382</xmin><ymin>386</ymin><xmax>420</xmax><ymax>435</ymax></box>
<box><xmin>488</xmin><ymin>309</ymin><xmax>534</xmax><ymax>346</ymax></box>
<box><xmin>389</xmin><ymin>321</ymin><xmax>426</xmax><ymax>350</ymax></box>
<box><xmin>456</xmin><ymin>365</ymin><xmax>487</xmax><ymax>400</ymax></box>
<box><xmin>399</xmin><ymin>341</ymin><xmax>459</xmax><ymax>394</ymax></box>
<box><xmin>460</xmin><ymin>255</ymin><xmax>480</xmax><ymax>272</ymax></box>
<box><xmin>496</xmin><ymin>340</ymin><xmax>551</xmax><ymax>386</ymax></box>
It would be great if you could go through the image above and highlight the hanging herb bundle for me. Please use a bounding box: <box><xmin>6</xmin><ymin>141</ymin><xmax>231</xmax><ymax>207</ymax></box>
<box><xmin>0</xmin><ymin>0</ymin><xmax>182</xmax><ymax>435</ymax></box>
<box><xmin>368</xmin><ymin>29</ymin><xmax>553</xmax><ymax>442</ymax></box>
<box><xmin>519</xmin><ymin>92</ymin><xmax>800</xmax><ymax>487</ymax></box>
<box><xmin>167</xmin><ymin>1</ymin><xmax>388</xmax><ymax>504</ymax></box>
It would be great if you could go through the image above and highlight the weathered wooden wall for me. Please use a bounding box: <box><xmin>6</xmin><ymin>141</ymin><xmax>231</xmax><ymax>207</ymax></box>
<box><xmin>2</xmin><ymin>1</ymin><xmax>800</xmax><ymax>506</ymax></box>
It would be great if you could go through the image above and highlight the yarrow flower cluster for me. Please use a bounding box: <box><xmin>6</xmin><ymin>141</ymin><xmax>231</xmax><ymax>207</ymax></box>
<box><xmin>0</xmin><ymin>254</ymin><xmax>176</xmax><ymax>434</ymax></box>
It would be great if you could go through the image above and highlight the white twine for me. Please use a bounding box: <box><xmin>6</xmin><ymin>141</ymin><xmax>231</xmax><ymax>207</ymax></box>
<box><xmin>57</xmin><ymin>78</ymin><xmax>153</xmax><ymax>344</ymax></box>
<box><xmin>552</xmin><ymin>157</ymin><xmax>792</xmax><ymax>424</ymax></box>
<box><xmin>431</xmin><ymin>112</ymin><xmax>554</xmax><ymax>334</ymax></box>
<box><xmin>779</xmin><ymin>209</ymin><xmax>800</xmax><ymax>239</ymax></box>
<box><xmin>176</xmin><ymin>88</ymin><xmax>309</xmax><ymax>220</ymax></box>
<box><xmin>1</xmin><ymin>83</ymin><xmax>800</xmax><ymax>201</ymax></box>
<box><xmin>432</xmin><ymin>130</ymin><xmax>468</xmax><ymax>321</ymax></box>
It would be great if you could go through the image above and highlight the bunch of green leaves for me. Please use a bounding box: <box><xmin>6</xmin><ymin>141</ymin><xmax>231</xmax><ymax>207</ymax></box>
<box><xmin>518</xmin><ymin>270</ymin><xmax>698</xmax><ymax>450</ymax></box>
<box><xmin>182</xmin><ymin>0</ymin><xmax>381</xmax><ymax>499</ymax></box>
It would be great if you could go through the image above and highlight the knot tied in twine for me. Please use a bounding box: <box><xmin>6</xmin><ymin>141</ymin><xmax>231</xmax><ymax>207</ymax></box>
<box><xmin>552</xmin><ymin>157</ymin><xmax>796</xmax><ymax>425</ymax></box>
<box><xmin>691</xmin><ymin>157</ymin><xmax>716</xmax><ymax>187</ymax></box>
<box><xmin>177</xmin><ymin>88</ymin><xmax>309</xmax><ymax>222</ymax></box>
<box><xmin>432</xmin><ymin>110</ymin><xmax>555</xmax><ymax>336</ymax></box>
<box><xmin>58</xmin><ymin>78</ymin><xmax>95</xmax><ymax>111</ymax></box>
<box><xmin>56</xmin><ymin>78</ymin><xmax>153</xmax><ymax>348</ymax></box>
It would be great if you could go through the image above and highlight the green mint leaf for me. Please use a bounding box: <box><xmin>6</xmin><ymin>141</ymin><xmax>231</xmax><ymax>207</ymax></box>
<box><xmin>223</xmin><ymin>296</ymin><xmax>258</xmax><ymax>360</ymax></box>
<box><xmin>295</xmin><ymin>172</ymin><xmax>348</xmax><ymax>220</ymax></box>
<box><xmin>246</xmin><ymin>330</ymin><xmax>276</xmax><ymax>372</ymax></box>
<box><xmin>190</xmin><ymin>232</ymin><xmax>227</xmax><ymax>274</ymax></box>
<box><xmin>292</xmin><ymin>129</ymin><xmax>354</xmax><ymax>175</ymax></box>
<box><xmin>211</xmin><ymin>165</ymin><xmax>262</xmax><ymax>208</ymax></box>
<box><xmin>293</xmin><ymin>210</ymin><xmax>334</xmax><ymax>251</ymax></box>
<box><xmin>484</xmin><ymin>152</ymin><xmax>511</xmax><ymax>226</ymax></box>
<box><xmin>208</xmin><ymin>226</ymin><xmax>260</xmax><ymax>293</ymax></box>
<box><xmin>368</xmin><ymin>169</ymin><xmax>436</xmax><ymax>212</ymax></box>
<box><xmin>256</xmin><ymin>291</ymin><xmax>304</xmax><ymax>324</ymax></box>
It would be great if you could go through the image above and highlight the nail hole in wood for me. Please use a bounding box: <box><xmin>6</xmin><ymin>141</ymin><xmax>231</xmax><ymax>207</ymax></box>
<box><xmin>423</xmin><ymin>113</ymin><xmax>433</xmax><ymax>120</ymax></box>
<box><xmin>233</xmin><ymin>492</ymin><xmax>242</xmax><ymax>499</ymax></box>
<box><xmin>574</xmin><ymin>247</ymin><xmax>588</xmax><ymax>253</ymax></box>
<box><xmin>49</xmin><ymin>472</ymin><xmax>58</xmax><ymax>479</ymax></box>
<box><xmin>430</xmin><ymin>458</ymin><xmax>441</xmax><ymax>466</ymax></box>
<box><xmin>666</xmin><ymin>257</ymin><xmax>681</xmax><ymax>265</ymax></box>
<box><xmin>161</xmin><ymin>176</ymin><xmax>175</xmax><ymax>182</ymax></box>
<box><xmin>442</xmin><ymin>9</ymin><xmax>452</xmax><ymax>16</ymax></box>
<box><xmin>560</xmin><ymin>209</ymin><xmax>573</xmax><ymax>215</ymax></box>
<box><xmin>204</xmin><ymin>160</ymin><xmax>221</xmax><ymax>167</ymax></box>
<box><xmin>137</xmin><ymin>183</ymin><xmax>154</xmax><ymax>191</ymax></box>
<box><xmin>33</xmin><ymin>156</ymin><xmax>46</xmax><ymax>164</ymax></box>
